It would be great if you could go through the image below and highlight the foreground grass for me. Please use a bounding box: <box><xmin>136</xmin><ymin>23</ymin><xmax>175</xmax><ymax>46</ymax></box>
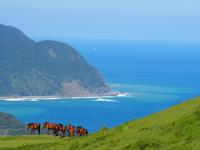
<box><xmin>0</xmin><ymin>136</ymin><xmax>58</xmax><ymax>149</ymax></box>
<box><xmin>1</xmin><ymin>97</ymin><xmax>200</xmax><ymax>150</ymax></box>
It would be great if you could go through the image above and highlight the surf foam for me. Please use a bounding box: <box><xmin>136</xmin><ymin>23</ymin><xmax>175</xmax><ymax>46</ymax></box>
<box><xmin>93</xmin><ymin>98</ymin><xmax>119</xmax><ymax>102</ymax></box>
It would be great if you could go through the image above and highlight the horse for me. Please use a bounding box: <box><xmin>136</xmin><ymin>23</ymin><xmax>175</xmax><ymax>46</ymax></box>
<box><xmin>66</xmin><ymin>124</ymin><xmax>75</xmax><ymax>137</ymax></box>
<box><xmin>76</xmin><ymin>126</ymin><xmax>88</xmax><ymax>136</ymax></box>
<box><xmin>58</xmin><ymin>124</ymin><xmax>67</xmax><ymax>138</ymax></box>
<box><xmin>53</xmin><ymin>124</ymin><xmax>61</xmax><ymax>136</ymax></box>
<box><xmin>43</xmin><ymin>122</ymin><xmax>56</xmax><ymax>135</ymax></box>
<box><xmin>53</xmin><ymin>124</ymin><xmax>67</xmax><ymax>137</ymax></box>
<box><xmin>27</xmin><ymin>123</ymin><xmax>41</xmax><ymax>135</ymax></box>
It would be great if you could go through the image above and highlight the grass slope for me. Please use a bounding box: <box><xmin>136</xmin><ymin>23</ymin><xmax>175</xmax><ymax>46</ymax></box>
<box><xmin>1</xmin><ymin>97</ymin><xmax>200</xmax><ymax>150</ymax></box>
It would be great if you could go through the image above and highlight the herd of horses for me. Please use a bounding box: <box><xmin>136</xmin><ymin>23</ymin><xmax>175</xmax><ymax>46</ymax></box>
<box><xmin>26</xmin><ymin>122</ymin><xmax>88</xmax><ymax>138</ymax></box>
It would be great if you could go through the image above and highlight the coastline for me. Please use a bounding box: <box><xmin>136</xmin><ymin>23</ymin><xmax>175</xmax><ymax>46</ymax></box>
<box><xmin>0</xmin><ymin>92</ymin><xmax>128</xmax><ymax>101</ymax></box>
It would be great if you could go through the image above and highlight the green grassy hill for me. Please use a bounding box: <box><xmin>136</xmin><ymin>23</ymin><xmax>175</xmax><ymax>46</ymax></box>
<box><xmin>1</xmin><ymin>96</ymin><xmax>200</xmax><ymax>150</ymax></box>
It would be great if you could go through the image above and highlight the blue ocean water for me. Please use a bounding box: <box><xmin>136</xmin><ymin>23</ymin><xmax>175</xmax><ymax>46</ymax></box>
<box><xmin>0</xmin><ymin>40</ymin><xmax>200</xmax><ymax>133</ymax></box>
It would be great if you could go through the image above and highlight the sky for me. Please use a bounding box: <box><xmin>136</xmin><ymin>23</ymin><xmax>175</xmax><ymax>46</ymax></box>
<box><xmin>0</xmin><ymin>0</ymin><xmax>200</xmax><ymax>41</ymax></box>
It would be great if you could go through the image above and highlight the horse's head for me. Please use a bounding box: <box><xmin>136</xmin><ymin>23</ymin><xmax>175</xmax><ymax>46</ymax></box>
<box><xmin>84</xmin><ymin>129</ymin><xmax>88</xmax><ymax>135</ymax></box>
<box><xmin>61</xmin><ymin>126</ymin><xmax>67</xmax><ymax>132</ymax></box>
<box><xmin>59</xmin><ymin>124</ymin><xmax>63</xmax><ymax>127</ymax></box>
<box><xmin>26</xmin><ymin>123</ymin><xmax>33</xmax><ymax>129</ymax></box>
<box><xmin>54</xmin><ymin>124</ymin><xmax>59</xmax><ymax>130</ymax></box>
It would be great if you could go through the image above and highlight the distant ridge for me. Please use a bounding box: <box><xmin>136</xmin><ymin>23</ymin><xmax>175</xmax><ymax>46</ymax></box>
<box><xmin>0</xmin><ymin>24</ymin><xmax>111</xmax><ymax>97</ymax></box>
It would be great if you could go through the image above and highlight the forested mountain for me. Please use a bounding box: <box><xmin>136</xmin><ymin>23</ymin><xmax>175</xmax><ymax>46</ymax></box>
<box><xmin>0</xmin><ymin>24</ymin><xmax>111</xmax><ymax>96</ymax></box>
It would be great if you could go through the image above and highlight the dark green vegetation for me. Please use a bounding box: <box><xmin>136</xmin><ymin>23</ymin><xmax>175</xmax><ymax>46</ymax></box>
<box><xmin>0</xmin><ymin>112</ymin><xmax>27</xmax><ymax>136</ymax></box>
<box><xmin>0</xmin><ymin>24</ymin><xmax>110</xmax><ymax>96</ymax></box>
<box><xmin>1</xmin><ymin>97</ymin><xmax>200</xmax><ymax>149</ymax></box>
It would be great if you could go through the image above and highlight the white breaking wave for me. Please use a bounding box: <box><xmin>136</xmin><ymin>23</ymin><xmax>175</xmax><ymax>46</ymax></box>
<box><xmin>30</xmin><ymin>99</ymin><xmax>39</xmax><ymax>102</ymax></box>
<box><xmin>93</xmin><ymin>98</ymin><xmax>119</xmax><ymax>102</ymax></box>
<box><xmin>2</xmin><ymin>98</ymin><xmax>29</xmax><ymax>101</ymax></box>
<box><xmin>0</xmin><ymin>92</ymin><xmax>131</xmax><ymax>102</ymax></box>
<box><xmin>71</xmin><ymin>96</ymin><xmax>115</xmax><ymax>99</ymax></box>
<box><xmin>71</xmin><ymin>93</ymin><xmax>129</xmax><ymax>100</ymax></box>
<box><xmin>116</xmin><ymin>93</ymin><xmax>130</xmax><ymax>97</ymax></box>
<box><xmin>1</xmin><ymin>97</ymin><xmax>61</xmax><ymax>102</ymax></box>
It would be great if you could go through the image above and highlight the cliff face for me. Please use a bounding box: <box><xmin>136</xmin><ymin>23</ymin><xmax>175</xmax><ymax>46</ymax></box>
<box><xmin>0</xmin><ymin>24</ymin><xmax>111</xmax><ymax>97</ymax></box>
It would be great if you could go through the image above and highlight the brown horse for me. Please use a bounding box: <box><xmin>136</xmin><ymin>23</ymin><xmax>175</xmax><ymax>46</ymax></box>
<box><xmin>66</xmin><ymin>124</ymin><xmax>75</xmax><ymax>137</ymax></box>
<box><xmin>58</xmin><ymin>124</ymin><xmax>67</xmax><ymax>138</ymax></box>
<box><xmin>51</xmin><ymin>124</ymin><xmax>67</xmax><ymax>137</ymax></box>
<box><xmin>76</xmin><ymin>126</ymin><xmax>88</xmax><ymax>136</ymax></box>
<box><xmin>43</xmin><ymin>122</ymin><xmax>56</xmax><ymax>135</ymax></box>
<box><xmin>53</xmin><ymin>124</ymin><xmax>61</xmax><ymax>136</ymax></box>
<box><xmin>27</xmin><ymin>123</ymin><xmax>41</xmax><ymax>135</ymax></box>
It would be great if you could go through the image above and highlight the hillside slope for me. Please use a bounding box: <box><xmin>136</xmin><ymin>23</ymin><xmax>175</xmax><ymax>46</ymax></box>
<box><xmin>0</xmin><ymin>112</ymin><xmax>27</xmax><ymax>136</ymax></box>
<box><xmin>1</xmin><ymin>97</ymin><xmax>200</xmax><ymax>149</ymax></box>
<box><xmin>0</xmin><ymin>24</ymin><xmax>110</xmax><ymax>97</ymax></box>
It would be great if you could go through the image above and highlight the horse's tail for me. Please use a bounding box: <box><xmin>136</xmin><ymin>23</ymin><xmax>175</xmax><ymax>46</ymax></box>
<box><xmin>38</xmin><ymin>124</ymin><xmax>41</xmax><ymax>135</ymax></box>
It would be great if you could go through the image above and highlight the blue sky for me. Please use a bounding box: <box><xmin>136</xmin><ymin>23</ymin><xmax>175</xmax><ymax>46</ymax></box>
<box><xmin>0</xmin><ymin>0</ymin><xmax>200</xmax><ymax>41</ymax></box>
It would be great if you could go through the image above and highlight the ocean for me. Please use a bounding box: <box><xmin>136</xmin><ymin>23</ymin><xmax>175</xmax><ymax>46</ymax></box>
<box><xmin>0</xmin><ymin>40</ymin><xmax>200</xmax><ymax>133</ymax></box>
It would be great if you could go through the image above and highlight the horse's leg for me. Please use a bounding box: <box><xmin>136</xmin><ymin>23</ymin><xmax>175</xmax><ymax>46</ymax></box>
<box><xmin>38</xmin><ymin>129</ymin><xmax>40</xmax><ymax>135</ymax></box>
<box><xmin>60</xmin><ymin>132</ymin><xmax>63</xmax><ymax>138</ymax></box>
<box><xmin>63</xmin><ymin>131</ymin><xmax>66</xmax><ymax>137</ymax></box>
<box><xmin>53</xmin><ymin>130</ymin><xmax>55</xmax><ymax>136</ymax></box>
<box><xmin>54</xmin><ymin>130</ymin><xmax>57</xmax><ymax>136</ymax></box>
